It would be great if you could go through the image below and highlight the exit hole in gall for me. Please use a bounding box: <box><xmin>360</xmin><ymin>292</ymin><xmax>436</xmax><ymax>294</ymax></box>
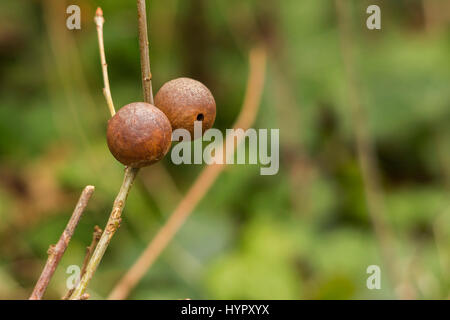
<box><xmin>196</xmin><ymin>113</ymin><xmax>204</xmax><ymax>121</ymax></box>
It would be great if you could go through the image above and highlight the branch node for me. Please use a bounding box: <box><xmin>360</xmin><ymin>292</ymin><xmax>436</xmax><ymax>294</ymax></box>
<box><xmin>80</xmin><ymin>293</ymin><xmax>90</xmax><ymax>300</ymax></box>
<box><xmin>47</xmin><ymin>245</ymin><xmax>56</xmax><ymax>256</ymax></box>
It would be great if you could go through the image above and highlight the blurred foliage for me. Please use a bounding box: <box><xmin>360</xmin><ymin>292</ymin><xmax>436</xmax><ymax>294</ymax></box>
<box><xmin>0</xmin><ymin>0</ymin><xmax>449</xmax><ymax>299</ymax></box>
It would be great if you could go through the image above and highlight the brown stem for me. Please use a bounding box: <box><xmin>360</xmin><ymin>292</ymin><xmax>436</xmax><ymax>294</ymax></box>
<box><xmin>29</xmin><ymin>186</ymin><xmax>95</xmax><ymax>300</ymax></box>
<box><xmin>81</xmin><ymin>225</ymin><xmax>103</xmax><ymax>276</ymax></box>
<box><xmin>137</xmin><ymin>0</ymin><xmax>154</xmax><ymax>104</ymax></box>
<box><xmin>70</xmin><ymin>167</ymin><xmax>139</xmax><ymax>299</ymax></box>
<box><xmin>108</xmin><ymin>47</ymin><xmax>267</xmax><ymax>300</ymax></box>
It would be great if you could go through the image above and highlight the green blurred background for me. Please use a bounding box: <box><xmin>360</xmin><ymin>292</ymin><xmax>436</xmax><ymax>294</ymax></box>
<box><xmin>0</xmin><ymin>0</ymin><xmax>449</xmax><ymax>299</ymax></box>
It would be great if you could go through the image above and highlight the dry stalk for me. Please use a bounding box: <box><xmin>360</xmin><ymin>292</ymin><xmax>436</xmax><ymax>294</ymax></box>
<box><xmin>137</xmin><ymin>0</ymin><xmax>155</xmax><ymax>104</ymax></box>
<box><xmin>29</xmin><ymin>186</ymin><xmax>95</xmax><ymax>300</ymax></box>
<box><xmin>95</xmin><ymin>8</ymin><xmax>115</xmax><ymax>117</ymax></box>
<box><xmin>334</xmin><ymin>0</ymin><xmax>408</xmax><ymax>298</ymax></box>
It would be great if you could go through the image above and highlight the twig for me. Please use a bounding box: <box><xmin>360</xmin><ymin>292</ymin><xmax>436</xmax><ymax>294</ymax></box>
<box><xmin>81</xmin><ymin>226</ymin><xmax>103</xmax><ymax>276</ymax></box>
<box><xmin>29</xmin><ymin>186</ymin><xmax>95</xmax><ymax>300</ymax></box>
<box><xmin>70</xmin><ymin>167</ymin><xmax>139</xmax><ymax>299</ymax></box>
<box><xmin>62</xmin><ymin>225</ymin><xmax>102</xmax><ymax>300</ymax></box>
<box><xmin>95</xmin><ymin>7</ymin><xmax>115</xmax><ymax>117</ymax></box>
<box><xmin>137</xmin><ymin>0</ymin><xmax>154</xmax><ymax>104</ymax></box>
<box><xmin>108</xmin><ymin>47</ymin><xmax>267</xmax><ymax>300</ymax></box>
<box><xmin>334</xmin><ymin>0</ymin><xmax>405</xmax><ymax>297</ymax></box>
<box><xmin>70</xmin><ymin>0</ymin><xmax>155</xmax><ymax>298</ymax></box>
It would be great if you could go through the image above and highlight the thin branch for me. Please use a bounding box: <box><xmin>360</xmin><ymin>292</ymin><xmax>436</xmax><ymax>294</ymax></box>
<box><xmin>334</xmin><ymin>0</ymin><xmax>407</xmax><ymax>298</ymax></box>
<box><xmin>29</xmin><ymin>185</ymin><xmax>95</xmax><ymax>300</ymax></box>
<box><xmin>95</xmin><ymin>7</ymin><xmax>116</xmax><ymax>117</ymax></box>
<box><xmin>70</xmin><ymin>1</ymin><xmax>155</xmax><ymax>298</ymax></box>
<box><xmin>62</xmin><ymin>225</ymin><xmax>102</xmax><ymax>300</ymax></box>
<box><xmin>137</xmin><ymin>0</ymin><xmax>155</xmax><ymax>104</ymax></box>
<box><xmin>81</xmin><ymin>225</ymin><xmax>103</xmax><ymax>276</ymax></box>
<box><xmin>70</xmin><ymin>167</ymin><xmax>138</xmax><ymax>299</ymax></box>
<box><xmin>108</xmin><ymin>47</ymin><xmax>267</xmax><ymax>300</ymax></box>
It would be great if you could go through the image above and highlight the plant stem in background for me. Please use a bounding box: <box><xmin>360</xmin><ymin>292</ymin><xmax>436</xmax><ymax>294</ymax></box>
<box><xmin>70</xmin><ymin>167</ymin><xmax>138</xmax><ymax>299</ymax></box>
<box><xmin>334</xmin><ymin>0</ymin><xmax>409</xmax><ymax>298</ymax></box>
<box><xmin>29</xmin><ymin>186</ymin><xmax>95</xmax><ymax>300</ymax></box>
<box><xmin>108</xmin><ymin>46</ymin><xmax>267</xmax><ymax>300</ymax></box>
<box><xmin>95</xmin><ymin>7</ymin><xmax>116</xmax><ymax>117</ymax></box>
